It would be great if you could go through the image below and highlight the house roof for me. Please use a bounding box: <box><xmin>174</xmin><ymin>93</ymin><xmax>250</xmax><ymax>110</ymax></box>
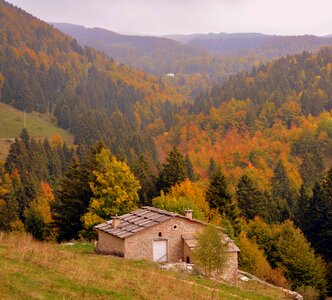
<box><xmin>95</xmin><ymin>206</ymin><xmax>176</xmax><ymax>238</ymax></box>
<box><xmin>95</xmin><ymin>206</ymin><xmax>212</xmax><ymax>239</ymax></box>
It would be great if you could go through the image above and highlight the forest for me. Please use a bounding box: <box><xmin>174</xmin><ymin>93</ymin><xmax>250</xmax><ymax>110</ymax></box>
<box><xmin>0</xmin><ymin>1</ymin><xmax>331</xmax><ymax>299</ymax></box>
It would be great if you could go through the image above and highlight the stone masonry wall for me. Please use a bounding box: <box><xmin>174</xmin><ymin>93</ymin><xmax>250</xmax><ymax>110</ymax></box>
<box><xmin>96</xmin><ymin>230</ymin><xmax>125</xmax><ymax>256</ymax></box>
<box><xmin>124</xmin><ymin>217</ymin><xmax>203</xmax><ymax>262</ymax></box>
<box><xmin>212</xmin><ymin>251</ymin><xmax>238</xmax><ymax>285</ymax></box>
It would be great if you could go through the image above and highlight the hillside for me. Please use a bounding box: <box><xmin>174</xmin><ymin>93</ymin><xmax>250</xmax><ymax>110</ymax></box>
<box><xmin>0</xmin><ymin>0</ymin><xmax>189</xmax><ymax>164</ymax></box>
<box><xmin>0</xmin><ymin>233</ymin><xmax>289</xmax><ymax>300</ymax></box>
<box><xmin>0</xmin><ymin>103</ymin><xmax>73</xmax><ymax>161</ymax></box>
<box><xmin>155</xmin><ymin>47</ymin><xmax>332</xmax><ymax>190</ymax></box>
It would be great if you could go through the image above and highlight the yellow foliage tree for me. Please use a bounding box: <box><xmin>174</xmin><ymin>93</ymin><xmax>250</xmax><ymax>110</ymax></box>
<box><xmin>152</xmin><ymin>179</ymin><xmax>221</xmax><ymax>223</ymax></box>
<box><xmin>81</xmin><ymin>148</ymin><xmax>140</xmax><ymax>238</ymax></box>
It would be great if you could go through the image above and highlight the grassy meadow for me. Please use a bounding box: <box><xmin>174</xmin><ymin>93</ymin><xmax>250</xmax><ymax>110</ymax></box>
<box><xmin>0</xmin><ymin>103</ymin><xmax>73</xmax><ymax>161</ymax></box>
<box><xmin>0</xmin><ymin>233</ymin><xmax>291</xmax><ymax>300</ymax></box>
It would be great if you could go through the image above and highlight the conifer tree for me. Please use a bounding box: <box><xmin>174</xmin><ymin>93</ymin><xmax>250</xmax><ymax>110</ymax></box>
<box><xmin>156</xmin><ymin>146</ymin><xmax>186</xmax><ymax>193</ymax></box>
<box><xmin>271</xmin><ymin>160</ymin><xmax>295</xmax><ymax>220</ymax></box>
<box><xmin>132</xmin><ymin>155</ymin><xmax>156</xmax><ymax>205</ymax></box>
<box><xmin>299</xmin><ymin>149</ymin><xmax>324</xmax><ymax>188</ymax></box>
<box><xmin>184</xmin><ymin>154</ymin><xmax>196</xmax><ymax>181</ymax></box>
<box><xmin>52</xmin><ymin>143</ymin><xmax>104</xmax><ymax>241</ymax></box>
<box><xmin>206</xmin><ymin>168</ymin><xmax>241</xmax><ymax>235</ymax></box>
<box><xmin>236</xmin><ymin>175</ymin><xmax>266</xmax><ymax>220</ymax></box>
<box><xmin>208</xmin><ymin>157</ymin><xmax>218</xmax><ymax>178</ymax></box>
<box><xmin>294</xmin><ymin>185</ymin><xmax>311</xmax><ymax>231</ymax></box>
<box><xmin>304</xmin><ymin>167</ymin><xmax>332</xmax><ymax>261</ymax></box>
<box><xmin>20</xmin><ymin>128</ymin><xmax>30</xmax><ymax>149</ymax></box>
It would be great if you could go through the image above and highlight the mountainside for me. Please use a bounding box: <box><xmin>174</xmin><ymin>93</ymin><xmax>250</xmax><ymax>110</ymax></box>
<box><xmin>0</xmin><ymin>1</ymin><xmax>188</xmax><ymax>164</ymax></box>
<box><xmin>156</xmin><ymin>47</ymin><xmax>332</xmax><ymax>189</ymax></box>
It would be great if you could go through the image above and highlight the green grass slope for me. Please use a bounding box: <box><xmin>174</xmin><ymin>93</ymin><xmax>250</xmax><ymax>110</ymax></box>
<box><xmin>0</xmin><ymin>103</ymin><xmax>74</xmax><ymax>161</ymax></box>
<box><xmin>0</xmin><ymin>233</ymin><xmax>290</xmax><ymax>300</ymax></box>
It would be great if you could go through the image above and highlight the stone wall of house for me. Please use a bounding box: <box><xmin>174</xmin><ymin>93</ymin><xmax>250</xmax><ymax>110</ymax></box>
<box><xmin>96</xmin><ymin>230</ymin><xmax>125</xmax><ymax>256</ymax></box>
<box><xmin>124</xmin><ymin>216</ymin><xmax>203</xmax><ymax>262</ymax></box>
<box><xmin>217</xmin><ymin>251</ymin><xmax>238</xmax><ymax>285</ymax></box>
<box><xmin>183</xmin><ymin>242</ymin><xmax>193</xmax><ymax>264</ymax></box>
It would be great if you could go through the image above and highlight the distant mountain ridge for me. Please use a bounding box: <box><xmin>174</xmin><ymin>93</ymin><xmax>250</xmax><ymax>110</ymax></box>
<box><xmin>164</xmin><ymin>32</ymin><xmax>268</xmax><ymax>44</ymax></box>
<box><xmin>166</xmin><ymin>32</ymin><xmax>332</xmax><ymax>57</ymax></box>
<box><xmin>53</xmin><ymin>23</ymin><xmax>332</xmax><ymax>80</ymax></box>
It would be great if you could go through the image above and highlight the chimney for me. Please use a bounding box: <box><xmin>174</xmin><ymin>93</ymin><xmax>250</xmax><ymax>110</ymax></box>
<box><xmin>112</xmin><ymin>216</ymin><xmax>121</xmax><ymax>228</ymax></box>
<box><xmin>184</xmin><ymin>209</ymin><xmax>193</xmax><ymax>220</ymax></box>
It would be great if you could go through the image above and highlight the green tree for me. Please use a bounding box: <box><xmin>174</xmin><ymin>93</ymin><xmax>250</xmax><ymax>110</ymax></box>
<box><xmin>271</xmin><ymin>160</ymin><xmax>294</xmax><ymax>220</ymax></box>
<box><xmin>81</xmin><ymin>148</ymin><xmax>140</xmax><ymax>239</ymax></box>
<box><xmin>52</xmin><ymin>144</ymin><xmax>105</xmax><ymax>241</ymax></box>
<box><xmin>299</xmin><ymin>149</ymin><xmax>324</xmax><ymax>189</ymax></box>
<box><xmin>132</xmin><ymin>155</ymin><xmax>156</xmax><ymax>205</ymax></box>
<box><xmin>304</xmin><ymin>167</ymin><xmax>332</xmax><ymax>261</ymax></box>
<box><xmin>236</xmin><ymin>175</ymin><xmax>266</xmax><ymax>220</ymax></box>
<box><xmin>156</xmin><ymin>146</ymin><xmax>186</xmax><ymax>193</ymax></box>
<box><xmin>206</xmin><ymin>168</ymin><xmax>241</xmax><ymax>236</ymax></box>
<box><xmin>184</xmin><ymin>154</ymin><xmax>196</xmax><ymax>181</ymax></box>
<box><xmin>294</xmin><ymin>185</ymin><xmax>311</xmax><ymax>231</ymax></box>
<box><xmin>246</xmin><ymin>218</ymin><xmax>327</xmax><ymax>297</ymax></box>
<box><xmin>208</xmin><ymin>157</ymin><xmax>218</xmax><ymax>178</ymax></box>
<box><xmin>193</xmin><ymin>225</ymin><xmax>228</xmax><ymax>277</ymax></box>
<box><xmin>275</xmin><ymin>221</ymin><xmax>327</xmax><ymax>297</ymax></box>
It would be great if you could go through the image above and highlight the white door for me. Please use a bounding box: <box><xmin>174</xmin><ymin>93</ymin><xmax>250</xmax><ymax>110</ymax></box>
<box><xmin>153</xmin><ymin>240</ymin><xmax>167</xmax><ymax>262</ymax></box>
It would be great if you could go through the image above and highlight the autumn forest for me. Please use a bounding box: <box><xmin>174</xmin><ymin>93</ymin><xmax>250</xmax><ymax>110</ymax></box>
<box><xmin>0</xmin><ymin>0</ymin><xmax>332</xmax><ymax>298</ymax></box>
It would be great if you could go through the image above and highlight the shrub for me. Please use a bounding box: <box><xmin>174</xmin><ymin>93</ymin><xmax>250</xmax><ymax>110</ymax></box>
<box><xmin>193</xmin><ymin>225</ymin><xmax>228</xmax><ymax>277</ymax></box>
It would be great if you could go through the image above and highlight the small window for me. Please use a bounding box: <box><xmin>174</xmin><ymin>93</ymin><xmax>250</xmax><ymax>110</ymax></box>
<box><xmin>173</xmin><ymin>224</ymin><xmax>178</xmax><ymax>230</ymax></box>
<box><xmin>158</xmin><ymin>232</ymin><xmax>162</xmax><ymax>237</ymax></box>
<box><xmin>186</xmin><ymin>256</ymin><xmax>191</xmax><ymax>264</ymax></box>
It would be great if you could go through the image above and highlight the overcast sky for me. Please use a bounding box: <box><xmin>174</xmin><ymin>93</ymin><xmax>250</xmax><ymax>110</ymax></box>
<box><xmin>8</xmin><ymin>0</ymin><xmax>332</xmax><ymax>36</ymax></box>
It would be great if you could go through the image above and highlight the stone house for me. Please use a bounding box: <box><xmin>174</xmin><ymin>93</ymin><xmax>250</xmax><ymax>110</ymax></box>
<box><xmin>95</xmin><ymin>206</ymin><xmax>240</xmax><ymax>284</ymax></box>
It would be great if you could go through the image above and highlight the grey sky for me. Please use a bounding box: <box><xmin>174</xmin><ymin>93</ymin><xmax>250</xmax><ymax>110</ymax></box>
<box><xmin>8</xmin><ymin>0</ymin><xmax>332</xmax><ymax>36</ymax></box>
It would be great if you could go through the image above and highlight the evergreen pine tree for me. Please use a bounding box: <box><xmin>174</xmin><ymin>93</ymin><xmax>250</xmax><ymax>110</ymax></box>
<box><xmin>20</xmin><ymin>128</ymin><xmax>30</xmax><ymax>149</ymax></box>
<box><xmin>184</xmin><ymin>154</ymin><xmax>196</xmax><ymax>181</ymax></box>
<box><xmin>52</xmin><ymin>143</ymin><xmax>104</xmax><ymax>241</ymax></box>
<box><xmin>132</xmin><ymin>155</ymin><xmax>156</xmax><ymax>205</ymax></box>
<box><xmin>271</xmin><ymin>160</ymin><xmax>295</xmax><ymax>220</ymax></box>
<box><xmin>294</xmin><ymin>185</ymin><xmax>311</xmax><ymax>231</ymax></box>
<box><xmin>206</xmin><ymin>168</ymin><xmax>241</xmax><ymax>236</ymax></box>
<box><xmin>236</xmin><ymin>175</ymin><xmax>266</xmax><ymax>220</ymax></box>
<box><xmin>299</xmin><ymin>149</ymin><xmax>324</xmax><ymax>188</ymax></box>
<box><xmin>208</xmin><ymin>157</ymin><xmax>218</xmax><ymax>178</ymax></box>
<box><xmin>156</xmin><ymin>146</ymin><xmax>186</xmax><ymax>193</ymax></box>
<box><xmin>304</xmin><ymin>168</ymin><xmax>332</xmax><ymax>261</ymax></box>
